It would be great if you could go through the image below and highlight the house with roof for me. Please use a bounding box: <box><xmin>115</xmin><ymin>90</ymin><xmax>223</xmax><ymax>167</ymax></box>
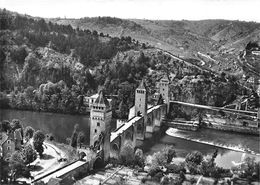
<box><xmin>14</xmin><ymin>128</ymin><xmax>23</xmax><ymax>150</ymax></box>
<box><xmin>84</xmin><ymin>93</ymin><xmax>112</xmax><ymax>110</ymax></box>
<box><xmin>0</xmin><ymin>132</ymin><xmax>15</xmax><ymax>161</ymax></box>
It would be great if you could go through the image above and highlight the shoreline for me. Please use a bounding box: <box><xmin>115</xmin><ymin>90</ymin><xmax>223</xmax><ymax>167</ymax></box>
<box><xmin>0</xmin><ymin>107</ymin><xmax>90</xmax><ymax>117</ymax></box>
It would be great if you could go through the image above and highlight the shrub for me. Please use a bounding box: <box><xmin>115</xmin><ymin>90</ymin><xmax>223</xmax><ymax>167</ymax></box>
<box><xmin>134</xmin><ymin>148</ymin><xmax>144</xmax><ymax>167</ymax></box>
<box><xmin>186</xmin><ymin>161</ymin><xmax>200</xmax><ymax>175</ymax></box>
<box><xmin>153</xmin><ymin>172</ymin><xmax>164</xmax><ymax>182</ymax></box>
<box><xmin>33</xmin><ymin>130</ymin><xmax>45</xmax><ymax>157</ymax></box>
<box><xmin>148</xmin><ymin>166</ymin><xmax>163</xmax><ymax>177</ymax></box>
<box><xmin>23</xmin><ymin>144</ymin><xmax>37</xmax><ymax>164</ymax></box>
<box><xmin>190</xmin><ymin>177</ymin><xmax>197</xmax><ymax>184</ymax></box>
<box><xmin>141</xmin><ymin>177</ymin><xmax>147</xmax><ymax>183</ymax></box>
<box><xmin>166</xmin><ymin>163</ymin><xmax>186</xmax><ymax>174</ymax></box>
<box><xmin>24</xmin><ymin>126</ymin><xmax>34</xmax><ymax>140</ymax></box>
<box><xmin>185</xmin><ymin>151</ymin><xmax>203</xmax><ymax>165</ymax></box>
<box><xmin>119</xmin><ymin>142</ymin><xmax>135</xmax><ymax>166</ymax></box>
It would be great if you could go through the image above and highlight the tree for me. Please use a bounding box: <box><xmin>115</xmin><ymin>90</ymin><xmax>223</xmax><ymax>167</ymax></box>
<box><xmin>118</xmin><ymin>100</ymin><xmax>129</xmax><ymax>119</ymax></box>
<box><xmin>23</xmin><ymin>144</ymin><xmax>37</xmax><ymax>165</ymax></box>
<box><xmin>10</xmin><ymin>47</ymin><xmax>28</xmax><ymax>64</ymax></box>
<box><xmin>70</xmin><ymin>124</ymin><xmax>79</xmax><ymax>148</ymax></box>
<box><xmin>34</xmin><ymin>142</ymin><xmax>44</xmax><ymax>158</ymax></box>
<box><xmin>150</xmin><ymin>146</ymin><xmax>176</xmax><ymax>168</ymax></box>
<box><xmin>151</xmin><ymin>151</ymin><xmax>167</xmax><ymax>167</ymax></box>
<box><xmin>119</xmin><ymin>142</ymin><xmax>135</xmax><ymax>165</ymax></box>
<box><xmin>11</xmin><ymin>119</ymin><xmax>22</xmax><ymax>130</ymax></box>
<box><xmin>10</xmin><ymin>151</ymin><xmax>29</xmax><ymax>181</ymax></box>
<box><xmin>0</xmin><ymin>120</ymin><xmax>11</xmax><ymax>132</ymax></box>
<box><xmin>24</xmin><ymin>126</ymin><xmax>34</xmax><ymax>140</ymax></box>
<box><xmin>163</xmin><ymin>146</ymin><xmax>176</xmax><ymax>163</ymax></box>
<box><xmin>77</xmin><ymin>131</ymin><xmax>85</xmax><ymax>148</ymax></box>
<box><xmin>33</xmin><ymin>130</ymin><xmax>45</xmax><ymax>143</ymax></box>
<box><xmin>233</xmin><ymin>157</ymin><xmax>260</xmax><ymax>182</ymax></box>
<box><xmin>185</xmin><ymin>151</ymin><xmax>203</xmax><ymax>165</ymax></box>
<box><xmin>134</xmin><ymin>148</ymin><xmax>144</xmax><ymax>167</ymax></box>
<box><xmin>33</xmin><ymin>130</ymin><xmax>45</xmax><ymax>157</ymax></box>
<box><xmin>0</xmin><ymin>92</ymin><xmax>9</xmax><ymax>108</ymax></box>
<box><xmin>24</xmin><ymin>86</ymin><xmax>34</xmax><ymax>108</ymax></box>
<box><xmin>0</xmin><ymin>157</ymin><xmax>9</xmax><ymax>183</ymax></box>
<box><xmin>11</xmin><ymin>119</ymin><xmax>23</xmax><ymax>143</ymax></box>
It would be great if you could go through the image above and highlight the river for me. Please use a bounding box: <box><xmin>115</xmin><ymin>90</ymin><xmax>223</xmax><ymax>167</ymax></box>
<box><xmin>0</xmin><ymin>109</ymin><xmax>90</xmax><ymax>143</ymax></box>
<box><xmin>1</xmin><ymin>109</ymin><xmax>259</xmax><ymax>168</ymax></box>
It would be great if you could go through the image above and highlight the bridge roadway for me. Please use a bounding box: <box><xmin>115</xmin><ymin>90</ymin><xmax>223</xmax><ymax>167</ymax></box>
<box><xmin>110</xmin><ymin>116</ymin><xmax>141</xmax><ymax>142</ymax></box>
<box><xmin>110</xmin><ymin>105</ymin><xmax>161</xmax><ymax>142</ymax></box>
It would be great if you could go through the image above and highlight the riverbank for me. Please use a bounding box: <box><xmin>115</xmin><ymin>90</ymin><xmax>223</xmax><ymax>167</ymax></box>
<box><xmin>166</xmin><ymin>128</ymin><xmax>259</xmax><ymax>155</ymax></box>
<box><xmin>203</xmin><ymin>123</ymin><xmax>259</xmax><ymax>136</ymax></box>
<box><xmin>0</xmin><ymin>107</ymin><xmax>90</xmax><ymax>116</ymax></box>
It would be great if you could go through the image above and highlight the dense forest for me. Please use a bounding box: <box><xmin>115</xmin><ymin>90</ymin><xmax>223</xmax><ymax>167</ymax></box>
<box><xmin>0</xmin><ymin>9</ymin><xmax>151</xmax><ymax>116</ymax></box>
<box><xmin>0</xmin><ymin>9</ymin><xmax>258</xmax><ymax>117</ymax></box>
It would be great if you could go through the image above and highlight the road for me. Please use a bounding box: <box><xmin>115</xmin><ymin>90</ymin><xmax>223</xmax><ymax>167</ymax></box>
<box><xmin>18</xmin><ymin>141</ymin><xmax>67</xmax><ymax>183</ymax></box>
<box><xmin>31</xmin><ymin>142</ymin><xmax>67</xmax><ymax>179</ymax></box>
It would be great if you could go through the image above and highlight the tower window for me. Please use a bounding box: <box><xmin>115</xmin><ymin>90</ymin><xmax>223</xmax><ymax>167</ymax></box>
<box><xmin>97</xmin><ymin>122</ymin><xmax>100</xmax><ymax>127</ymax></box>
<box><xmin>95</xmin><ymin>129</ymin><xmax>97</xmax><ymax>133</ymax></box>
<box><xmin>7</xmin><ymin>146</ymin><xmax>11</xmax><ymax>151</ymax></box>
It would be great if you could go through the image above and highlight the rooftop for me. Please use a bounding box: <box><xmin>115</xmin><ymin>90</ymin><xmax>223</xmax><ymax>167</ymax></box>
<box><xmin>0</xmin><ymin>132</ymin><xmax>8</xmax><ymax>145</ymax></box>
<box><xmin>94</xmin><ymin>90</ymin><xmax>110</xmax><ymax>108</ymax></box>
<box><xmin>137</xmin><ymin>79</ymin><xmax>146</xmax><ymax>90</ymax></box>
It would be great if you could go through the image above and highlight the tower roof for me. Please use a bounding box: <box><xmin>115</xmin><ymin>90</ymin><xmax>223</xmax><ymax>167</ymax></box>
<box><xmin>94</xmin><ymin>90</ymin><xmax>110</xmax><ymax>107</ymax></box>
<box><xmin>137</xmin><ymin>79</ymin><xmax>147</xmax><ymax>90</ymax></box>
<box><xmin>160</xmin><ymin>74</ymin><xmax>169</xmax><ymax>82</ymax></box>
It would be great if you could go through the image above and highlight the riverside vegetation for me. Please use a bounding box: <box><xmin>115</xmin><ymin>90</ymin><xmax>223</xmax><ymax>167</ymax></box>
<box><xmin>110</xmin><ymin>144</ymin><xmax>260</xmax><ymax>185</ymax></box>
<box><xmin>0</xmin><ymin>119</ymin><xmax>84</xmax><ymax>183</ymax></box>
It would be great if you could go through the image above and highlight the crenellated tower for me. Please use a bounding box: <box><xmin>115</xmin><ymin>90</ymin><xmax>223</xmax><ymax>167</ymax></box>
<box><xmin>135</xmin><ymin>80</ymin><xmax>148</xmax><ymax>140</ymax></box>
<box><xmin>90</xmin><ymin>90</ymin><xmax>112</xmax><ymax>162</ymax></box>
<box><xmin>159</xmin><ymin>74</ymin><xmax>170</xmax><ymax>112</ymax></box>
<box><xmin>135</xmin><ymin>79</ymin><xmax>148</xmax><ymax>118</ymax></box>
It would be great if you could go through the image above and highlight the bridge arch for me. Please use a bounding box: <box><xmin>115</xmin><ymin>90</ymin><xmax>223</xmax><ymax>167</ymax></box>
<box><xmin>137</xmin><ymin>122</ymin><xmax>144</xmax><ymax>134</ymax></box>
<box><xmin>147</xmin><ymin>117</ymin><xmax>152</xmax><ymax>126</ymax></box>
<box><xmin>125</xmin><ymin>130</ymin><xmax>133</xmax><ymax>141</ymax></box>
<box><xmin>112</xmin><ymin>143</ymin><xmax>120</xmax><ymax>152</ymax></box>
<box><xmin>93</xmin><ymin>157</ymin><xmax>103</xmax><ymax>170</ymax></box>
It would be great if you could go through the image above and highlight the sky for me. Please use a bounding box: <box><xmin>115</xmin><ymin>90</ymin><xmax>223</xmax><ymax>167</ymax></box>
<box><xmin>1</xmin><ymin>0</ymin><xmax>260</xmax><ymax>22</ymax></box>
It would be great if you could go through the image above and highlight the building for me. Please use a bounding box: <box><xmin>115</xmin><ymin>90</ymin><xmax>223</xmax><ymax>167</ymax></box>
<box><xmin>0</xmin><ymin>132</ymin><xmax>15</xmax><ymax>161</ymax></box>
<box><xmin>84</xmin><ymin>93</ymin><xmax>112</xmax><ymax>110</ymax></box>
<box><xmin>135</xmin><ymin>80</ymin><xmax>148</xmax><ymax>118</ymax></box>
<box><xmin>89</xmin><ymin>90</ymin><xmax>112</xmax><ymax>162</ymax></box>
<box><xmin>158</xmin><ymin>75</ymin><xmax>170</xmax><ymax>112</ymax></box>
<box><xmin>84</xmin><ymin>93</ymin><xmax>99</xmax><ymax>108</ymax></box>
<box><xmin>14</xmin><ymin>128</ymin><xmax>23</xmax><ymax>150</ymax></box>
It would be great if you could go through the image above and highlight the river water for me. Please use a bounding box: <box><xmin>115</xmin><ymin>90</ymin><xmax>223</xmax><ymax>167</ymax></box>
<box><xmin>1</xmin><ymin>109</ymin><xmax>259</xmax><ymax>168</ymax></box>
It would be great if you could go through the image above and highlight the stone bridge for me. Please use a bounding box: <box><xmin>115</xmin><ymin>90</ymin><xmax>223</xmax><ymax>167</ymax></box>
<box><xmin>109</xmin><ymin>104</ymin><xmax>167</xmax><ymax>158</ymax></box>
<box><xmin>89</xmin><ymin>77</ymin><xmax>169</xmax><ymax>165</ymax></box>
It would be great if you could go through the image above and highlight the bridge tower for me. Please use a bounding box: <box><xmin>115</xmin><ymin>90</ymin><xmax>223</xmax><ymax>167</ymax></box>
<box><xmin>90</xmin><ymin>90</ymin><xmax>112</xmax><ymax>162</ymax></box>
<box><xmin>135</xmin><ymin>79</ymin><xmax>148</xmax><ymax>140</ymax></box>
<box><xmin>159</xmin><ymin>74</ymin><xmax>170</xmax><ymax>112</ymax></box>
